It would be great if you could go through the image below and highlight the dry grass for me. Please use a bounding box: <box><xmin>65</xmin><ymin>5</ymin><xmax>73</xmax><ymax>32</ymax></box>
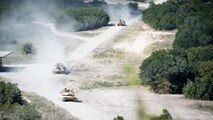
<box><xmin>113</xmin><ymin>21</ymin><xmax>145</xmax><ymax>43</ymax></box>
<box><xmin>22</xmin><ymin>92</ymin><xmax>77</xmax><ymax>120</ymax></box>
<box><xmin>80</xmin><ymin>81</ymin><xmax>126</xmax><ymax>90</ymax></box>
<box><xmin>93</xmin><ymin>48</ymin><xmax>124</xmax><ymax>59</ymax></box>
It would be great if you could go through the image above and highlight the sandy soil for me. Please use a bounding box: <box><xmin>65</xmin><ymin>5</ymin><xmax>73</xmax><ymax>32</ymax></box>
<box><xmin>139</xmin><ymin>87</ymin><xmax>213</xmax><ymax>120</ymax></box>
<box><xmin>114</xmin><ymin>22</ymin><xmax>175</xmax><ymax>54</ymax></box>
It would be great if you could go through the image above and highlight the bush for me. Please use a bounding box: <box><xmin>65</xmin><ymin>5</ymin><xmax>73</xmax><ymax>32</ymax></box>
<box><xmin>199</xmin><ymin>61</ymin><xmax>213</xmax><ymax>77</ymax></box>
<box><xmin>113</xmin><ymin>115</ymin><xmax>124</xmax><ymax>120</ymax></box>
<box><xmin>151</xmin><ymin>109</ymin><xmax>172</xmax><ymax>120</ymax></box>
<box><xmin>143</xmin><ymin>0</ymin><xmax>178</xmax><ymax>30</ymax></box>
<box><xmin>183</xmin><ymin>80</ymin><xmax>197</xmax><ymax>99</ymax></box>
<box><xmin>17</xmin><ymin>104</ymin><xmax>41</xmax><ymax>120</ymax></box>
<box><xmin>55</xmin><ymin>7</ymin><xmax>110</xmax><ymax>31</ymax></box>
<box><xmin>183</xmin><ymin>75</ymin><xmax>213</xmax><ymax>100</ymax></box>
<box><xmin>0</xmin><ymin>81</ymin><xmax>23</xmax><ymax>105</ymax></box>
<box><xmin>186</xmin><ymin>45</ymin><xmax>213</xmax><ymax>74</ymax></box>
<box><xmin>173</xmin><ymin>17</ymin><xmax>212</xmax><ymax>49</ymax></box>
<box><xmin>22</xmin><ymin>42</ymin><xmax>36</xmax><ymax>54</ymax></box>
<box><xmin>0</xmin><ymin>81</ymin><xmax>42</xmax><ymax>119</ymax></box>
<box><xmin>139</xmin><ymin>49</ymin><xmax>190</xmax><ymax>94</ymax></box>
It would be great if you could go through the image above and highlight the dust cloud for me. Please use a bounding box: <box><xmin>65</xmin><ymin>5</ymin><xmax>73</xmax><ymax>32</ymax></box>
<box><xmin>0</xmin><ymin>0</ymin><xmax>142</xmax><ymax>117</ymax></box>
<box><xmin>0</xmin><ymin>0</ymin><xmax>73</xmax><ymax>100</ymax></box>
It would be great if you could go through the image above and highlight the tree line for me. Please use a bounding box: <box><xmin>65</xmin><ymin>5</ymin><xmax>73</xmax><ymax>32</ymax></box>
<box><xmin>140</xmin><ymin>0</ymin><xmax>213</xmax><ymax>100</ymax></box>
<box><xmin>54</xmin><ymin>0</ymin><xmax>141</xmax><ymax>31</ymax></box>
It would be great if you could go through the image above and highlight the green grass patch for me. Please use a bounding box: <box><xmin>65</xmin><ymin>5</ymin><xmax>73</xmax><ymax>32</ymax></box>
<box><xmin>123</xmin><ymin>64</ymin><xmax>140</xmax><ymax>86</ymax></box>
<box><xmin>113</xmin><ymin>21</ymin><xmax>146</xmax><ymax>43</ymax></box>
<box><xmin>143</xmin><ymin>43</ymin><xmax>172</xmax><ymax>56</ymax></box>
<box><xmin>113</xmin><ymin>34</ymin><xmax>130</xmax><ymax>42</ymax></box>
<box><xmin>93</xmin><ymin>48</ymin><xmax>124</xmax><ymax>59</ymax></box>
<box><xmin>80</xmin><ymin>81</ymin><xmax>126</xmax><ymax>90</ymax></box>
<box><xmin>76</xmin><ymin>32</ymin><xmax>100</xmax><ymax>37</ymax></box>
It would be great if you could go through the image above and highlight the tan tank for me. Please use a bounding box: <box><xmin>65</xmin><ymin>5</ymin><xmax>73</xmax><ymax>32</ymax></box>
<box><xmin>53</xmin><ymin>63</ymin><xmax>67</xmax><ymax>74</ymax></box>
<box><xmin>117</xmin><ymin>19</ymin><xmax>126</xmax><ymax>26</ymax></box>
<box><xmin>59</xmin><ymin>88</ymin><xmax>77</xmax><ymax>102</ymax></box>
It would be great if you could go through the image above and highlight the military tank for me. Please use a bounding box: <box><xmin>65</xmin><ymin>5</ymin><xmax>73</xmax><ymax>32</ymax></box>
<box><xmin>53</xmin><ymin>63</ymin><xmax>67</xmax><ymax>74</ymax></box>
<box><xmin>59</xmin><ymin>88</ymin><xmax>77</xmax><ymax>102</ymax></box>
<box><xmin>117</xmin><ymin>19</ymin><xmax>126</xmax><ymax>26</ymax></box>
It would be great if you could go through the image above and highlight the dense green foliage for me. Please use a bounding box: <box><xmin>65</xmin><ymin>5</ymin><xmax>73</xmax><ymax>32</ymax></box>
<box><xmin>186</xmin><ymin>45</ymin><xmax>213</xmax><ymax>73</ymax></box>
<box><xmin>183</xmin><ymin>75</ymin><xmax>213</xmax><ymax>100</ymax></box>
<box><xmin>183</xmin><ymin>60</ymin><xmax>213</xmax><ymax>100</ymax></box>
<box><xmin>140</xmin><ymin>0</ymin><xmax>213</xmax><ymax>100</ymax></box>
<box><xmin>143</xmin><ymin>0</ymin><xmax>213</xmax><ymax>49</ymax></box>
<box><xmin>113</xmin><ymin>115</ymin><xmax>124</xmax><ymax>120</ymax></box>
<box><xmin>0</xmin><ymin>80</ymin><xmax>41</xmax><ymax>120</ymax></box>
<box><xmin>55</xmin><ymin>7</ymin><xmax>110</xmax><ymax>31</ymax></box>
<box><xmin>0</xmin><ymin>81</ymin><xmax>22</xmax><ymax>104</ymax></box>
<box><xmin>139</xmin><ymin>49</ymin><xmax>191</xmax><ymax>94</ymax></box>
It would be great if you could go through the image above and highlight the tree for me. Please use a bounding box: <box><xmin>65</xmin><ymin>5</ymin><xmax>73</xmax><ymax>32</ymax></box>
<box><xmin>139</xmin><ymin>49</ymin><xmax>190</xmax><ymax>94</ymax></box>
<box><xmin>22</xmin><ymin>42</ymin><xmax>36</xmax><ymax>54</ymax></box>
<box><xmin>173</xmin><ymin>17</ymin><xmax>212</xmax><ymax>49</ymax></box>
<box><xmin>183</xmin><ymin>75</ymin><xmax>213</xmax><ymax>100</ymax></box>
<box><xmin>186</xmin><ymin>45</ymin><xmax>213</xmax><ymax>74</ymax></box>
<box><xmin>199</xmin><ymin>61</ymin><xmax>213</xmax><ymax>77</ymax></box>
<box><xmin>55</xmin><ymin>7</ymin><xmax>110</xmax><ymax>31</ymax></box>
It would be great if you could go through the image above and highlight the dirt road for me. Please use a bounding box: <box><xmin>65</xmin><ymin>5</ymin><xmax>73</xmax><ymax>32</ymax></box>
<box><xmin>0</xmin><ymin>16</ymin><xmax>141</xmax><ymax>120</ymax></box>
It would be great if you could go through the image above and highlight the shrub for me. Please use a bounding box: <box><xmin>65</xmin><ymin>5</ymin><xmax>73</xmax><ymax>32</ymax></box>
<box><xmin>139</xmin><ymin>49</ymin><xmax>190</xmax><ymax>94</ymax></box>
<box><xmin>173</xmin><ymin>17</ymin><xmax>212</xmax><ymax>49</ymax></box>
<box><xmin>55</xmin><ymin>7</ymin><xmax>110</xmax><ymax>31</ymax></box>
<box><xmin>199</xmin><ymin>61</ymin><xmax>213</xmax><ymax>77</ymax></box>
<box><xmin>22</xmin><ymin>42</ymin><xmax>36</xmax><ymax>54</ymax></box>
<box><xmin>17</xmin><ymin>104</ymin><xmax>41</xmax><ymax>120</ymax></box>
<box><xmin>183</xmin><ymin>75</ymin><xmax>213</xmax><ymax>100</ymax></box>
<box><xmin>183</xmin><ymin>80</ymin><xmax>197</xmax><ymax>99</ymax></box>
<box><xmin>113</xmin><ymin>115</ymin><xmax>124</xmax><ymax>120</ymax></box>
<box><xmin>151</xmin><ymin>109</ymin><xmax>172</xmax><ymax>120</ymax></box>
<box><xmin>186</xmin><ymin>45</ymin><xmax>213</xmax><ymax>74</ymax></box>
<box><xmin>0</xmin><ymin>81</ymin><xmax>23</xmax><ymax>105</ymax></box>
